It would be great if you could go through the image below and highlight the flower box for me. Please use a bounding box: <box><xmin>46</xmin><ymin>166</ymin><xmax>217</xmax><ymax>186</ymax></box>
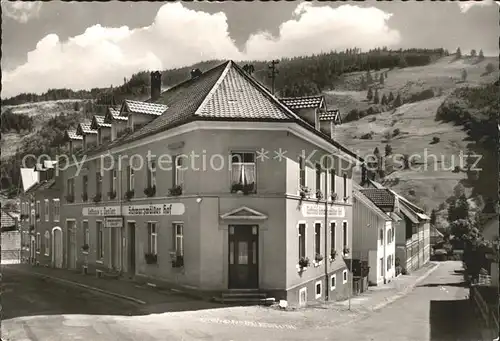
<box><xmin>297</xmin><ymin>256</ymin><xmax>310</xmax><ymax>272</ymax></box>
<box><xmin>316</xmin><ymin>190</ymin><xmax>323</xmax><ymax>201</ymax></box>
<box><xmin>343</xmin><ymin>247</ymin><xmax>350</xmax><ymax>256</ymax></box>
<box><xmin>330</xmin><ymin>192</ymin><xmax>338</xmax><ymax>202</ymax></box>
<box><xmin>299</xmin><ymin>186</ymin><xmax>310</xmax><ymax>200</ymax></box>
<box><xmin>144</xmin><ymin>185</ymin><xmax>156</xmax><ymax>197</ymax></box>
<box><xmin>231</xmin><ymin>182</ymin><xmax>255</xmax><ymax>195</ymax></box>
<box><xmin>144</xmin><ymin>253</ymin><xmax>158</xmax><ymax>264</ymax></box>
<box><xmin>168</xmin><ymin>185</ymin><xmax>182</xmax><ymax>196</ymax></box>
<box><xmin>171</xmin><ymin>255</ymin><xmax>184</xmax><ymax>268</ymax></box>
<box><xmin>329</xmin><ymin>249</ymin><xmax>337</xmax><ymax>262</ymax></box>
<box><xmin>93</xmin><ymin>193</ymin><xmax>102</xmax><ymax>203</ymax></box>
<box><xmin>81</xmin><ymin>244</ymin><xmax>89</xmax><ymax>252</ymax></box>
<box><xmin>124</xmin><ymin>190</ymin><xmax>134</xmax><ymax>200</ymax></box>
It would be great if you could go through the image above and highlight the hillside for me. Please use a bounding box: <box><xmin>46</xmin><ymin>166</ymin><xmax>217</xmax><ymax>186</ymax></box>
<box><xmin>333</xmin><ymin>55</ymin><xmax>499</xmax><ymax>226</ymax></box>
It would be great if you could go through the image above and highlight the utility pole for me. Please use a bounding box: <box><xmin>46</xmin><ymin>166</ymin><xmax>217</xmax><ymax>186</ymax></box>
<box><xmin>268</xmin><ymin>60</ymin><xmax>279</xmax><ymax>95</ymax></box>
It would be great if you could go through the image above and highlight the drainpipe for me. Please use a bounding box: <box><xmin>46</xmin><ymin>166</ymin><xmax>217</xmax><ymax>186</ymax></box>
<box><xmin>383</xmin><ymin>218</ymin><xmax>387</xmax><ymax>284</ymax></box>
<box><xmin>324</xmin><ymin>166</ymin><xmax>329</xmax><ymax>301</ymax></box>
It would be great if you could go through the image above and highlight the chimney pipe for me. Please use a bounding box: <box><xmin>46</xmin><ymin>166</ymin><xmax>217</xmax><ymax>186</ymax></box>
<box><xmin>190</xmin><ymin>68</ymin><xmax>202</xmax><ymax>79</ymax></box>
<box><xmin>150</xmin><ymin>71</ymin><xmax>162</xmax><ymax>101</ymax></box>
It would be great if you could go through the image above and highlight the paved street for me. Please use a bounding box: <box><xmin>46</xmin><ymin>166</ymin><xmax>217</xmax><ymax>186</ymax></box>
<box><xmin>1</xmin><ymin>261</ymin><xmax>486</xmax><ymax>341</ymax></box>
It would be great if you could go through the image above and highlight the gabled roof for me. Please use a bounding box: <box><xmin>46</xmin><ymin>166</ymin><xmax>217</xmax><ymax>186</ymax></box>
<box><xmin>280</xmin><ymin>96</ymin><xmax>324</xmax><ymax>110</ymax></box>
<box><xmin>90</xmin><ymin>115</ymin><xmax>111</xmax><ymax>129</ymax></box>
<box><xmin>360</xmin><ymin>188</ymin><xmax>395</xmax><ymax>210</ymax></box>
<box><xmin>399</xmin><ymin>203</ymin><xmax>420</xmax><ymax>224</ymax></box>
<box><xmin>1</xmin><ymin>209</ymin><xmax>17</xmax><ymax>228</ymax></box>
<box><xmin>220</xmin><ymin>206</ymin><xmax>268</xmax><ymax>220</ymax></box>
<box><xmin>64</xmin><ymin>129</ymin><xmax>83</xmax><ymax>141</ymax></box>
<box><xmin>76</xmin><ymin>120</ymin><xmax>97</xmax><ymax>135</ymax></box>
<box><xmin>84</xmin><ymin>61</ymin><xmax>363</xmax><ymax>163</ymax></box>
<box><xmin>354</xmin><ymin>189</ymin><xmax>392</xmax><ymax>221</ymax></box>
<box><xmin>25</xmin><ymin>179</ymin><xmax>56</xmax><ymax>195</ymax></box>
<box><xmin>319</xmin><ymin>109</ymin><xmax>342</xmax><ymax>124</ymax></box>
<box><xmin>120</xmin><ymin>100</ymin><xmax>168</xmax><ymax>117</ymax></box>
<box><xmin>104</xmin><ymin>107</ymin><xmax>127</xmax><ymax>123</ymax></box>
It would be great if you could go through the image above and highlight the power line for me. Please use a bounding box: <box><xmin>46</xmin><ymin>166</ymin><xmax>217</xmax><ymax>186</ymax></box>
<box><xmin>268</xmin><ymin>60</ymin><xmax>280</xmax><ymax>95</ymax></box>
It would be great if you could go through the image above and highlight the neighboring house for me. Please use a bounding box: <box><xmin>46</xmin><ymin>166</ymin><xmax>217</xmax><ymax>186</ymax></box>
<box><xmin>363</xmin><ymin>180</ymin><xmax>431</xmax><ymax>273</ymax></box>
<box><xmin>20</xmin><ymin>168</ymin><xmax>39</xmax><ymax>192</ymax></box>
<box><xmin>63</xmin><ymin>130</ymin><xmax>83</xmax><ymax>154</ymax></box>
<box><xmin>1</xmin><ymin>209</ymin><xmax>18</xmax><ymax>231</ymax></box>
<box><xmin>59</xmin><ymin>61</ymin><xmax>364</xmax><ymax>306</ymax></box>
<box><xmin>352</xmin><ymin>183</ymin><xmax>401</xmax><ymax>285</ymax></box>
<box><xmin>26</xmin><ymin>175</ymin><xmax>62</xmax><ymax>268</ymax></box>
<box><xmin>481</xmin><ymin>214</ymin><xmax>499</xmax><ymax>287</ymax></box>
<box><xmin>429</xmin><ymin>225</ymin><xmax>444</xmax><ymax>246</ymax></box>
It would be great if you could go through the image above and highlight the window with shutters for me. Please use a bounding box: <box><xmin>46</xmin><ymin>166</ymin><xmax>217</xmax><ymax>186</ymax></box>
<box><xmin>147</xmin><ymin>222</ymin><xmax>158</xmax><ymax>255</ymax></box>
<box><xmin>173</xmin><ymin>223</ymin><xmax>184</xmax><ymax>256</ymax></box>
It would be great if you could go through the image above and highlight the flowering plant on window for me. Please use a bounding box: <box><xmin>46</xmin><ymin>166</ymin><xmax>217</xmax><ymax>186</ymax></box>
<box><xmin>330</xmin><ymin>249</ymin><xmax>337</xmax><ymax>261</ymax></box>
<box><xmin>231</xmin><ymin>182</ymin><xmax>255</xmax><ymax>195</ymax></box>
<box><xmin>30</xmin><ymin>224</ymin><xmax>35</xmax><ymax>231</ymax></box>
<box><xmin>124</xmin><ymin>190</ymin><xmax>134</xmax><ymax>200</ymax></box>
<box><xmin>81</xmin><ymin>244</ymin><xmax>89</xmax><ymax>252</ymax></box>
<box><xmin>343</xmin><ymin>247</ymin><xmax>350</xmax><ymax>255</ymax></box>
<box><xmin>65</xmin><ymin>194</ymin><xmax>74</xmax><ymax>203</ymax></box>
<box><xmin>299</xmin><ymin>186</ymin><xmax>310</xmax><ymax>200</ymax></box>
<box><xmin>316</xmin><ymin>190</ymin><xmax>323</xmax><ymax>201</ymax></box>
<box><xmin>35</xmin><ymin>213</ymin><xmax>40</xmax><ymax>219</ymax></box>
<box><xmin>20</xmin><ymin>214</ymin><xmax>28</xmax><ymax>220</ymax></box>
<box><xmin>82</xmin><ymin>193</ymin><xmax>88</xmax><ymax>202</ymax></box>
<box><xmin>298</xmin><ymin>256</ymin><xmax>310</xmax><ymax>270</ymax></box>
<box><xmin>343</xmin><ymin>196</ymin><xmax>350</xmax><ymax>203</ymax></box>
<box><xmin>93</xmin><ymin>193</ymin><xmax>102</xmax><ymax>203</ymax></box>
<box><xmin>171</xmin><ymin>255</ymin><xmax>184</xmax><ymax>268</ymax></box>
<box><xmin>330</xmin><ymin>192</ymin><xmax>338</xmax><ymax>202</ymax></box>
<box><xmin>144</xmin><ymin>185</ymin><xmax>156</xmax><ymax>197</ymax></box>
<box><xmin>108</xmin><ymin>191</ymin><xmax>116</xmax><ymax>199</ymax></box>
<box><xmin>144</xmin><ymin>253</ymin><xmax>158</xmax><ymax>264</ymax></box>
<box><xmin>313</xmin><ymin>253</ymin><xmax>324</xmax><ymax>266</ymax></box>
<box><xmin>168</xmin><ymin>185</ymin><xmax>182</xmax><ymax>196</ymax></box>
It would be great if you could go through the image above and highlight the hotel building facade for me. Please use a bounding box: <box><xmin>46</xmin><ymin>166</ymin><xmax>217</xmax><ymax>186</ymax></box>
<box><xmin>57</xmin><ymin>61</ymin><xmax>364</xmax><ymax>305</ymax></box>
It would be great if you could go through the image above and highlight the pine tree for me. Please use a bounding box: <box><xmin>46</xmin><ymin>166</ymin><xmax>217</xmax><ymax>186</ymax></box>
<box><xmin>478</xmin><ymin>49</ymin><xmax>484</xmax><ymax>60</ymax></box>
<box><xmin>399</xmin><ymin>54</ymin><xmax>408</xmax><ymax>68</ymax></box>
<box><xmin>367</xmin><ymin>87</ymin><xmax>373</xmax><ymax>101</ymax></box>
<box><xmin>366</xmin><ymin>70</ymin><xmax>373</xmax><ymax>84</ymax></box>
<box><xmin>374</xmin><ymin>147</ymin><xmax>380</xmax><ymax>156</ymax></box>
<box><xmin>393</xmin><ymin>93</ymin><xmax>402</xmax><ymax>107</ymax></box>
<box><xmin>374</xmin><ymin>89</ymin><xmax>380</xmax><ymax>104</ymax></box>
<box><xmin>381</xmin><ymin>93</ymin><xmax>388</xmax><ymax>105</ymax></box>
<box><xmin>379</xmin><ymin>73</ymin><xmax>384</xmax><ymax>84</ymax></box>
<box><xmin>470</xmin><ymin>49</ymin><xmax>477</xmax><ymax>58</ymax></box>
<box><xmin>388</xmin><ymin>91</ymin><xmax>394</xmax><ymax>102</ymax></box>
<box><xmin>461</xmin><ymin>69</ymin><xmax>467</xmax><ymax>82</ymax></box>
<box><xmin>384</xmin><ymin>144</ymin><xmax>392</xmax><ymax>156</ymax></box>
<box><xmin>430</xmin><ymin>209</ymin><xmax>437</xmax><ymax>226</ymax></box>
<box><xmin>456</xmin><ymin>47</ymin><xmax>462</xmax><ymax>59</ymax></box>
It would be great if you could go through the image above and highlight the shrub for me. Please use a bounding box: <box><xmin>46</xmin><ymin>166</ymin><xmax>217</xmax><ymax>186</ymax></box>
<box><xmin>408</xmin><ymin>89</ymin><xmax>434</xmax><ymax>103</ymax></box>
<box><xmin>360</xmin><ymin>132</ymin><xmax>373</xmax><ymax>140</ymax></box>
<box><xmin>431</xmin><ymin>136</ymin><xmax>440</xmax><ymax>144</ymax></box>
<box><xmin>485</xmin><ymin>63</ymin><xmax>494</xmax><ymax>74</ymax></box>
<box><xmin>392</xmin><ymin>128</ymin><xmax>401</xmax><ymax>137</ymax></box>
<box><xmin>369</xmin><ymin>116</ymin><xmax>376</xmax><ymax>122</ymax></box>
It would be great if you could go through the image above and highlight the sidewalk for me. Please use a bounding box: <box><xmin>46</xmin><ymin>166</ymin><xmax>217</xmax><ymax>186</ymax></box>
<box><xmin>3</xmin><ymin>264</ymin><xmax>223</xmax><ymax>313</ymax></box>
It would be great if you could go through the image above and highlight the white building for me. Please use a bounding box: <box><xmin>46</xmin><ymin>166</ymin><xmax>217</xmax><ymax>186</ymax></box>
<box><xmin>352</xmin><ymin>183</ymin><xmax>400</xmax><ymax>285</ymax></box>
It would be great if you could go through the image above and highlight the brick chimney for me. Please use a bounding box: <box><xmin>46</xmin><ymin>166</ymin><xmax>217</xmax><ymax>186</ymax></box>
<box><xmin>190</xmin><ymin>68</ymin><xmax>202</xmax><ymax>79</ymax></box>
<box><xmin>150</xmin><ymin>71</ymin><xmax>162</xmax><ymax>101</ymax></box>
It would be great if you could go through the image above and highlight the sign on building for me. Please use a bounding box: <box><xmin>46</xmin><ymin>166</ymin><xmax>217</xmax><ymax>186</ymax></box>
<box><xmin>104</xmin><ymin>217</ymin><xmax>123</xmax><ymax>228</ymax></box>
<box><xmin>122</xmin><ymin>203</ymin><xmax>185</xmax><ymax>216</ymax></box>
<box><xmin>301</xmin><ymin>204</ymin><xmax>345</xmax><ymax>218</ymax></box>
<box><xmin>82</xmin><ymin>206</ymin><xmax>121</xmax><ymax>216</ymax></box>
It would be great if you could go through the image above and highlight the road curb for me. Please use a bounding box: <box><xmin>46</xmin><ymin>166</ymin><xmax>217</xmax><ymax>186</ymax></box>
<box><xmin>371</xmin><ymin>262</ymin><xmax>440</xmax><ymax>311</ymax></box>
<box><xmin>8</xmin><ymin>267</ymin><xmax>146</xmax><ymax>305</ymax></box>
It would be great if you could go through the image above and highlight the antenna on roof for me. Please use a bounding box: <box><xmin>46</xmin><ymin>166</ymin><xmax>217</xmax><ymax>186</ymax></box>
<box><xmin>268</xmin><ymin>60</ymin><xmax>279</xmax><ymax>95</ymax></box>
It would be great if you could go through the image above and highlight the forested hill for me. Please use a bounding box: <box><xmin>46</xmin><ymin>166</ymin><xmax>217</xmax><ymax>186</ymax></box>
<box><xmin>3</xmin><ymin>48</ymin><xmax>446</xmax><ymax>106</ymax></box>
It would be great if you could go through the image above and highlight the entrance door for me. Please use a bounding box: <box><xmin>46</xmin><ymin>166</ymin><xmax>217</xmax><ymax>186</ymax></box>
<box><xmin>66</xmin><ymin>221</ymin><xmax>76</xmax><ymax>270</ymax></box>
<box><xmin>53</xmin><ymin>229</ymin><xmax>64</xmax><ymax>268</ymax></box>
<box><xmin>127</xmin><ymin>222</ymin><xmax>136</xmax><ymax>276</ymax></box>
<box><xmin>228</xmin><ymin>225</ymin><xmax>259</xmax><ymax>289</ymax></box>
<box><xmin>112</xmin><ymin>226</ymin><xmax>122</xmax><ymax>271</ymax></box>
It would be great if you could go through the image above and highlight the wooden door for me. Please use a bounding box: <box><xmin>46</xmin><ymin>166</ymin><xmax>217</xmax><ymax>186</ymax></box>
<box><xmin>67</xmin><ymin>223</ymin><xmax>76</xmax><ymax>269</ymax></box>
<box><xmin>228</xmin><ymin>225</ymin><xmax>259</xmax><ymax>289</ymax></box>
<box><xmin>127</xmin><ymin>222</ymin><xmax>136</xmax><ymax>276</ymax></box>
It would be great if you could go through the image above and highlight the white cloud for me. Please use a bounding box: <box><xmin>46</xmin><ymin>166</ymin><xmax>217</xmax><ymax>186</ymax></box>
<box><xmin>2</xmin><ymin>1</ymin><xmax>43</xmax><ymax>23</ymax></box>
<box><xmin>245</xmin><ymin>3</ymin><xmax>400</xmax><ymax>60</ymax></box>
<box><xmin>458</xmin><ymin>0</ymin><xmax>498</xmax><ymax>13</ymax></box>
<box><xmin>2</xmin><ymin>2</ymin><xmax>401</xmax><ymax>98</ymax></box>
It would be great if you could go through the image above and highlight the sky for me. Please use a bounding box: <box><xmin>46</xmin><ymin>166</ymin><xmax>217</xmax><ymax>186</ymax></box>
<box><xmin>1</xmin><ymin>0</ymin><xmax>498</xmax><ymax>98</ymax></box>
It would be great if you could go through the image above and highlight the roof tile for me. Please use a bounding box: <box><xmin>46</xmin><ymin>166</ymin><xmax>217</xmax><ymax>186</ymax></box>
<box><xmin>66</xmin><ymin>130</ymin><xmax>83</xmax><ymax>140</ymax></box>
<box><xmin>280</xmin><ymin>96</ymin><xmax>324</xmax><ymax>110</ymax></box>
<box><xmin>124</xmin><ymin>100</ymin><xmax>168</xmax><ymax>116</ymax></box>
<box><xmin>360</xmin><ymin>188</ymin><xmax>395</xmax><ymax>209</ymax></box>
<box><xmin>91</xmin><ymin>115</ymin><xmax>111</xmax><ymax>129</ymax></box>
<box><xmin>77</xmin><ymin>120</ymin><xmax>97</xmax><ymax>135</ymax></box>
<box><xmin>319</xmin><ymin>109</ymin><xmax>340</xmax><ymax>121</ymax></box>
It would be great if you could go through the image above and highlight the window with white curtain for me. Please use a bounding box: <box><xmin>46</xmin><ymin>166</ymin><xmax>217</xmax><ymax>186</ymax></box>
<box><xmin>231</xmin><ymin>152</ymin><xmax>256</xmax><ymax>192</ymax></box>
